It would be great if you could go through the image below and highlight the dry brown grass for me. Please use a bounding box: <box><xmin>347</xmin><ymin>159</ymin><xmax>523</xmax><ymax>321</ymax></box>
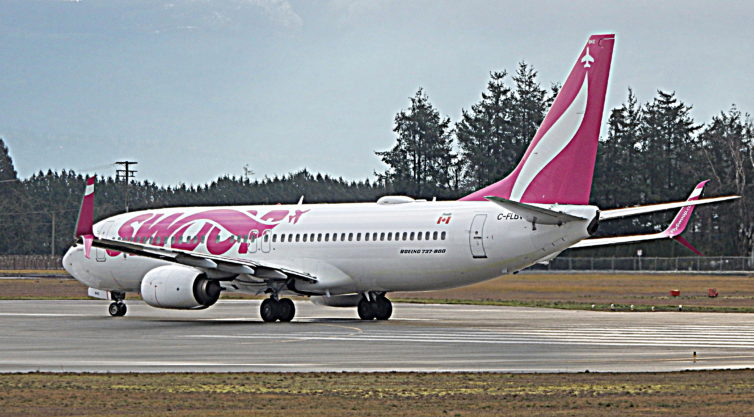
<box><xmin>3</xmin><ymin>273</ymin><xmax>754</xmax><ymax>311</ymax></box>
<box><xmin>396</xmin><ymin>273</ymin><xmax>754</xmax><ymax>310</ymax></box>
<box><xmin>1</xmin><ymin>371</ymin><xmax>753</xmax><ymax>416</ymax></box>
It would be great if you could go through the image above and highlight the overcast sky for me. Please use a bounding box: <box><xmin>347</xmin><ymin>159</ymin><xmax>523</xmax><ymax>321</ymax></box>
<box><xmin>2</xmin><ymin>0</ymin><xmax>752</xmax><ymax>185</ymax></box>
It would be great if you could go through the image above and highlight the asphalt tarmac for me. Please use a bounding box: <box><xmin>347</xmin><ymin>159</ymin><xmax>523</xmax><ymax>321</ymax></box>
<box><xmin>1</xmin><ymin>299</ymin><xmax>753</xmax><ymax>373</ymax></box>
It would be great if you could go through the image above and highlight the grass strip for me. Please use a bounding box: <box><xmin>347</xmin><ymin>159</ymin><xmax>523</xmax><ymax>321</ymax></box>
<box><xmin>1</xmin><ymin>370</ymin><xmax>753</xmax><ymax>416</ymax></box>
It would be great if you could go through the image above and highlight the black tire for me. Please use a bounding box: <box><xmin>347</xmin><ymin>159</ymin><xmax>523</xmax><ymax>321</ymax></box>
<box><xmin>109</xmin><ymin>302</ymin><xmax>126</xmax><ymax>317</ymax></box>
<box><xmin>260</xmin><ymin>298</ymin><xmax>279</xmax><ymax>322</ymax></box>
<box><xmin>357</xmin><ymin>297</ymin><xmax>376</xmax><ymax>320</ymax></box>
<box><xmin>278</xmin><ymin>298</ymin><xmax>295</xmax><ymax>322</ymax></box>
<box><xmin>374</xmin><ymin>296</ymin><xmax>392</xmax><ymax>321</ymax></box>
<box><xmin>108</xmin><ymin>302</ymin><xmax>120</xmax><ymax>317</ymax></box>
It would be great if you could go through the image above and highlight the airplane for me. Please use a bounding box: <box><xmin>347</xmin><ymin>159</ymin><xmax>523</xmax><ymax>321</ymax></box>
<box><xmin>63</xmin><ymin>34</ymin><xmax>738</xmax><ymax>320</ymax></box>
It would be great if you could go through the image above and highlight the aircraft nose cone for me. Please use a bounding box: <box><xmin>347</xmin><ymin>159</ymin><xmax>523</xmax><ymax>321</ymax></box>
<box><xmin>62</xmin><ymin>246</ymin><xmax>78</xmax><ymax>277</ymax></box>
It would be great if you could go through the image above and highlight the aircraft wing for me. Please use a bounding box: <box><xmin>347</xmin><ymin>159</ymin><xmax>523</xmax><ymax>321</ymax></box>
<box><xmin>599</xmin><ymin>196</ymin><xmax>738</xmax><ymax>220</ymax></box>
<box><xmin>571</xmin><ymin>180</ymin><xmax>733</xmax><ymax>255</ymax></box>
<box><xmin>90</xmin><ymin>237</ymin><xmax>317</xmax><ymax>283</ymax></box>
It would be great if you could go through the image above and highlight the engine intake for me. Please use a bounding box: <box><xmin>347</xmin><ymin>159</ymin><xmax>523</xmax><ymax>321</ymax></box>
<box><xmin>140</xmin><ymin>265</ymin><xmax>222</xmax><ymax>309</ymax></box>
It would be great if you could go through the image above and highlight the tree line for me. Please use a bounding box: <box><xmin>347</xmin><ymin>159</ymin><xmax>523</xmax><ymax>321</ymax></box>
<box><xmin>0</xmin><ymin>62</ymin><xmax>751</xmax><ymax>257</ymax></box>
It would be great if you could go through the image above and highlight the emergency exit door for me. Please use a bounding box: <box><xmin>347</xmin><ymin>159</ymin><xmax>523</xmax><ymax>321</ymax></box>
<box><xmin>469</xmin><ymin>214</ymin><xmax>487</xmax><ymax>258</ymax></box>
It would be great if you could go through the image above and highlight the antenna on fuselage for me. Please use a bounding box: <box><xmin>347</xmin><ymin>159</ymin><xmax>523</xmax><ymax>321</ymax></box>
<box><xmin>297</xmin><ymin>196</ymin><xmax>304</xmax><ymax>205</ymax></box>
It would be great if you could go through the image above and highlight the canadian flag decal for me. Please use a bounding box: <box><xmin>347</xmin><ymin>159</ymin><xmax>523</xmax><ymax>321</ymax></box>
<box><xmin>437</xmin><ymin>215</ymin><xmax>452</xmax><ymax>224</ymax></box>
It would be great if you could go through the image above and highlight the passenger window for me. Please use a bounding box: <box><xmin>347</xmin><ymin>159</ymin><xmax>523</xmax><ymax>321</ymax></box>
<box><xmin>410</xmin><ymin>232</ymin><xmax>415</xmax><ymax>241</ymax></box>
<box><xmin>296</xmin><ymin>234</ymin><xmax>300</xmax><ymax>242</ymax></box>
<box><xmin>402</xmin><ymin>232</ymin><xmax>408</xmax><ymax>241</ymax></box>
<box><xmin>317</xmin><ymin>233</ymin><xmax>322</xmax><ymax>242</ymax></box>
<box><xmin>372</xmin><ymin>232</ymin><xmax>378</xmax><ymax>241</ymax></box>
<box><xmin>357</xmin><ymin>233</ymin><xmax>362</xmax><ymax>241</ymax></box>
<box><xmin>264</xmin><ymin>234</ymin><xmax>269</xmax><ymax>242</ymax></box>
<box><xmin>303</xmin><ymin>234</ymin><xmax>308</xmax><ymax>242</ymax></box>
<box><xmin>425</xmin><ymin>231</ymin><xmax>430</xmax><ymax>240</ymax></box>
<box><xmin>272</xmin><ymin>234</ymin><xmax>277</xmax><ymax>243</ymax></box>
<box><xmin>417</xmin><ymin>232</ymin><xmax>422</xmax><ymax>241</ymax></box>
<box><xmin>441</xmin><ymin>231</ymin><xmax>446</xmax><ymax>240</ymax></box>
<box><xmin>333</xmin><ymin>233</ymin><xmax>338</xmax><ymax>242</ymax></box>
<box><xmin>433</xmin><ymin>231</ymin><xmax>438</xmax><ymax>240</ymax></box>
<box><xmin>380</xmin><ymin>232</ymin><xmax>385</xmax><ymax>241</ymax></box>
<box><xmin>341</xmin><ymin>233</ymin><xmax>346</xmax><ymax>241</ymax></box>
<box><xmin>387</xmin><ymin>232</ymin><xmax>392</xmax><ymax>241</ymax></box>
<box><xmin>325</xmin><ymin>233</ymin><xmax>330</xmax><ymax>242</ymax></box>
<box><xmin>365</xmin><ymin>233</ymin><xmax>370</xmax><ymax>242</ymax></box>
<box><xmin>348</xmin><ymin>233</ymin><xmax>353</xmax><ymax>242</ymax></box>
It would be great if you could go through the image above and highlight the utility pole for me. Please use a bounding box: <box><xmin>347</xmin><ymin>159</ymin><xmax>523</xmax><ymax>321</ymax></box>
<box><xmin>115</xmin><ymin>161</ymin><xmax>138</xmax><ymax>212</ymax></box>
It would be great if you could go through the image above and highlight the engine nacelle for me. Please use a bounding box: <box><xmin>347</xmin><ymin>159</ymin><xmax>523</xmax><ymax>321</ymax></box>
<box><xmin>140</xmin><ymin>265</ymin><xmax>222</xmax><ymax>309</ymax></box>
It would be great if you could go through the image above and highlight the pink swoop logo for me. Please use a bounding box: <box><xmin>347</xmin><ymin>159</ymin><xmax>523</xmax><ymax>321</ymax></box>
<box><xmin>108</xmin><ymin>208</ymin><xmax>309</xmax><ymax>256</ymax></box>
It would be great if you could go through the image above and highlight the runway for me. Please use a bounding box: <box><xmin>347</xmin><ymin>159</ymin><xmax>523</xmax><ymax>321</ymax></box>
<box><xmin>1</xmin><ymin>299</ymin><xmax>753</xmax><ymax>373</ymax></box>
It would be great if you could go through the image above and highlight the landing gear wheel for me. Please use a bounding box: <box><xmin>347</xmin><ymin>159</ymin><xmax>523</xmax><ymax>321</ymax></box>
<box><xmin>109</xmin><ymin>302</ymin><xmax>126</xmax><ymax>317</ymax></box>
<box><xmin>278</xmin><ymin>298</ymin><xmax>295</xmax><ymax>322</ymax></box>
<box><xmin>357</xmin><ymin>297</ymin><xmax>376</xmax><ymax>320</ymax></box>
<box><xmin>260</xmin><ymin>298</ymin><xmax>279</xmax><ymax>322</ymax></box>
<box><xmin>374</xmin><ymin>296</ymin><xmax>392</xmax><ymax>320</ymax></box>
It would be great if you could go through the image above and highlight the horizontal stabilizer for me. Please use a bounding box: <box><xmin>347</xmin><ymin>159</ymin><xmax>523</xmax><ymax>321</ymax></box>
<box><xmin>485</xmin><ymin>196</ymin><xmax>587</xmax><ymax>226</ymax></box>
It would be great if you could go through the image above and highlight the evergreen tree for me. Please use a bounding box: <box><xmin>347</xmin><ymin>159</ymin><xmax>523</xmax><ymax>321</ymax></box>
<box><xmin>376</xmin><ymin>89</ymin><xmax>457</xmax><ymax>198</ymax></box>
<box><xmin>456</xmin><ymin>71</ymin><xmax>515</xmax><ymax>189</ymax></box>
<box><xmin>697</xmin><ymin>106</ymin><xmax>754</xmax><ymax>256</ymax></box>
<box><xmin>510</xmin><ymin>62</ymin><xmax>550</xmax><ymax>152</ymax></box>
<box><xmin>593</xmin><ymin>88</ymin><xmax>643</xmax><ymax>207</ymax></box>
<box><xmin>639</xmin><ymin>91</ymin><xmax>701</xmax><ymax>203</ymax></box>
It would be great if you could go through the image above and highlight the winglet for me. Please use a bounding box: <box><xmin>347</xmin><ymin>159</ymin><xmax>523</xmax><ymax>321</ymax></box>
<box><xmin>75</xmin><ymin>177</ymin><xmax>96</xmax><ymax>258</ymax></box>
<box><xmin>75</xmin><ymin>176</ymin><xmax>95</xmax><ymax>238</ymax></box>
<box><xmin>662</xmin><ymin>180</ymin><xmax>707</xmax><ymax>255</ymax></box>
<box><xmin>662</xmin><ymin>180</ymin><xmax>707</xmax><ymax>238</ymax></box>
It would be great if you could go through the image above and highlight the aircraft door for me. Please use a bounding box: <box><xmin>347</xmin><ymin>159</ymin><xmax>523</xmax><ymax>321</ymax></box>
<box><xmin>261</xmin><ymin>231</ymin><xmax>271</xmax><ymax>253</ymax></box>
<box><xmin>96</xmin><ymin>221</ymin><xmax>114</xmax><ymax>262</ymax></box>
<box><xmin>469</xmin><ymin>214</ymin><xmax>487</xmax><ymax>259</ymax></box>
<box><xmin>249</xmin><ymin>231</ymin><xmax>258</xmax><ymax>253</ymax></box>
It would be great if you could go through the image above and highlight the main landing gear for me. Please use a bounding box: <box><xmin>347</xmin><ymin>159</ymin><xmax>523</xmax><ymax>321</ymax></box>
<box><xmin>357</xmin><ymin>293</ymin><xmax>392</xmax><ymax>321</ymax></box>
<box><xmin>108</xmin><ymin>292</ymin><xmax>127</xmax><ymax>317</ymax></box>
<box><xmin>260</xmin><ymin>297</ymin><xmax>295</xmax><ymax>322</ymax></box>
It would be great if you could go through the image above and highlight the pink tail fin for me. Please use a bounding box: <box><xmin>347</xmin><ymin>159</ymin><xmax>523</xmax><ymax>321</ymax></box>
<box><xmin>75</xmin><ymin>176</ymin><xmax>96</xmax><ymax>238</ymax></box>
<box><xmin>461</xmin><ymin>34</ymin><xmax>615</xmax><ymax>204</ymax></box>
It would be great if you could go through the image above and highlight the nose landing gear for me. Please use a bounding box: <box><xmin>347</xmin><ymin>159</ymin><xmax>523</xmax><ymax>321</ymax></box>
<box><xmin>108</xmin><ymin>292</ymin><xmax>127</xmax><ymax>317</ymax></box>
<box><xmin>357</xmin><ymin>293</ymin><xmax>392</xmax><ymax>320</ymax></box>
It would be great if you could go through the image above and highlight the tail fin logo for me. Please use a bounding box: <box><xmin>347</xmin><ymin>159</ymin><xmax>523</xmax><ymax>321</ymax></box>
<box><xmin>581</xmin><ymin>47</ymin><xmax>594</xmax><ymax>68</ymax></box>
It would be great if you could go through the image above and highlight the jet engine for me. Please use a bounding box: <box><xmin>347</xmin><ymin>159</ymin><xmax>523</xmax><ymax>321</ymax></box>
<box><xmin>140</xmin><ymin>265</ymin><xmax>222</xmax><ymax>309</ymax></box>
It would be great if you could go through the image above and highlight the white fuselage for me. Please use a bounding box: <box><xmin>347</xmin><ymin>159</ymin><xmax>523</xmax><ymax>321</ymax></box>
<box><xmin>63</xmin><ymin>200</ymin><xmax>597</xmax><ymax>296</ymax></box>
